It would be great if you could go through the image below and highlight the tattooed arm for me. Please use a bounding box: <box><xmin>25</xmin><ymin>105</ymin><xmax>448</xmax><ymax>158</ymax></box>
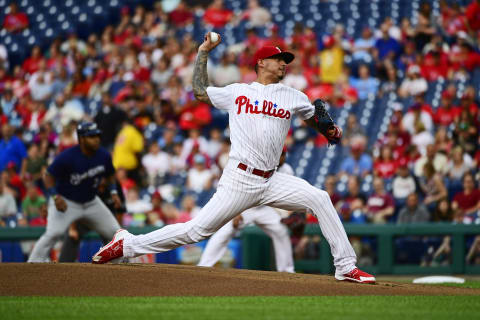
<box><xmin>193</xmin><ymin>32</ymin><xmax>222</xmax><ymax>105</ymax></box>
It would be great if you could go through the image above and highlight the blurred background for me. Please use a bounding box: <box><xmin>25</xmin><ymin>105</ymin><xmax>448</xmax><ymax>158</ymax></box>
<box><xmin>0</xmin><ymin>0</ymin><xmax>479</xmax><ymax>274</ymax></box>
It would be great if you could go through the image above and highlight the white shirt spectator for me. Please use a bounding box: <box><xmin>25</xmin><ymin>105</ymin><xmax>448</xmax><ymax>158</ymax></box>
<box><xmin>187</xmin><ymin>167</ymin><xmax>213</xmax><ymax>192</ymax></box>
<box><xmin>401</xmin><ymin>111</ymin><xmax>433</xmax><ymax>135</ymax></box>
<box><xmin>212</xmin><ymin>63</ymin><xmax>241</xmax><ymax>87</ymax></box>
<box><xmin>412</xmin><ymin>131</ymin><xmax>435</xmax><ymax>156</ymax></box>
<box><xmin>142</xmin><ymin>149</ymin><xmax>171</xmax><ymax>179</ymax></box>
<box><xmin>0</xmin><ymin>192</ymin><xmax>17</xmax><ymax>218</ymax></box>
<box><xmin>282</xmin><ymin>73</ymin><xmax>308</xmax><ymax>92</ymax></box>
<box><xmin>28</xmin><ymin>72</ymin><xmax>53</xmax><ymax>101</ymax></box>
<box><xmin>392</xmin><ymin>175</ymin><xmax>416</xmax><ymax>199</ymax></box>
<box><xmin>398</xmin><ymin>77</ymin><xmax>428</xmax><ymax>97</ymax></box>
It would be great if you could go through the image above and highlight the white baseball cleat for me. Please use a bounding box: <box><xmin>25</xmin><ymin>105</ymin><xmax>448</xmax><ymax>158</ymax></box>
<box><xmin>92</xmin><ymin>229</ymin><xmax>130</xmax><ymax>264</ymax></box>
<box><xmin>335</xmin><ymin>268</ymin><xmax>376</xmax><ymax>284</ymax></box>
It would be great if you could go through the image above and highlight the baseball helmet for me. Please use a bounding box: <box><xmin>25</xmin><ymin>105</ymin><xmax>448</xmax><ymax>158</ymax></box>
<box><xmin>77</xmin><ymin>122</ymin><xmax>102</xmax><ymax>137</ymax></box>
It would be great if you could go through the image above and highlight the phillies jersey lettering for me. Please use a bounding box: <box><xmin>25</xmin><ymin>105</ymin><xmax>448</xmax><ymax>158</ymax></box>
<box><xmin>207</xmin><ymin>82</ymin><xmax>314</xmax><ymax>170</ymax></box>
<box><xmin>235</xmin><ymin>96</ymin><xmax>291</xmax><ymax>119</ymax></box>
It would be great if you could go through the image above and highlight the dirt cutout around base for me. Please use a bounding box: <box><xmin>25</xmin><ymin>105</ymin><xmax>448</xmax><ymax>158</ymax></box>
<box><xmin>1</xmin><ymin>263</ymin><xmax>479</xmax><ymax>296</ymax></box>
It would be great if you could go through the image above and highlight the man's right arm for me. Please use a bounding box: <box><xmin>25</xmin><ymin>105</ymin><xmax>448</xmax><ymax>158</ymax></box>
<box><xmin>192</xmin><ymin>50</ymin><xmax>212</xmax><ymax>105</ymax></box>
<box><xmin>192</xmin><ymin>33</ymin><xmax>222</xmax><ymax>105</ymax></box>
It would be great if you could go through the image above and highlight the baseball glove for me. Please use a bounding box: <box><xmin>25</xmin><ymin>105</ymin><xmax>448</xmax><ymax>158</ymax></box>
<box><xmin>312</xmin><ymin>99</ymin><xmax>342</xmax><ymax>145</ymax></box>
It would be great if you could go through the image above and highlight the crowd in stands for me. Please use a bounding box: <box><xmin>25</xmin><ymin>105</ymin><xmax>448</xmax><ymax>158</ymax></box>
<box><xmin>0</xmin><ymin>0</ymin><xmax>479</xmax><ymax>264</ymax></box>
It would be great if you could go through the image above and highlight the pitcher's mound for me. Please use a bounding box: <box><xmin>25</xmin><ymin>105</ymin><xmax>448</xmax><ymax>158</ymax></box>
<box><xmin>1</xmin><ymin>263</ymin><xmax>478</xmax><ymax>296</ymax></box>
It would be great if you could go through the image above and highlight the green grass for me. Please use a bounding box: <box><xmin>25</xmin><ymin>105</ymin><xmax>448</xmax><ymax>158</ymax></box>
<box><xmin>1</xmin><ymin>296</ymin><xmax>479</xmax><ymax>320</ymax></box>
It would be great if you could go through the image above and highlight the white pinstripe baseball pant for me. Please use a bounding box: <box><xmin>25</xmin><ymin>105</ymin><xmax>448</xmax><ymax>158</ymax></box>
<box><xmin>197</xmin><ymin>205</ymin><xmax>294</xmax><ymax>273</ymax></box>
<box><xmin>123</xmin><ymin>159</ymin><xmax>357</xmax><ymax>274</ymax></box>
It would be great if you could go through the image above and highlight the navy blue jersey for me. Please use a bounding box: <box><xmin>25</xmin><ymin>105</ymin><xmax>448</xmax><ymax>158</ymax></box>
<box><xmin>47</xmin><ymin>146</ymin><xmax>115</xmax><ymax>203</ymax></box>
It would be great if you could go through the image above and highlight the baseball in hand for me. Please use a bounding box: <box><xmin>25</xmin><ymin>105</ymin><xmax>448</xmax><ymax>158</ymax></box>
<box><xmin>210</xmin><ymin>32</ymin><xmax>219</xmax><ymax>43</ymax></box>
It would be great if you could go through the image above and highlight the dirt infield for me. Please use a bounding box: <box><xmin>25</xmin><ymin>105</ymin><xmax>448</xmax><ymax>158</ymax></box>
<box><xmin>1</xmin><ymin>263</ymin><xmax>479</xmax><ymax>296</ymax></box>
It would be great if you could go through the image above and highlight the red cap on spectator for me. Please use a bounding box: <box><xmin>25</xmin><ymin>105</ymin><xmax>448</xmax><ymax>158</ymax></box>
<box><xmin>323</xmin><ymin>35</ymin><xmax>335</xmax><ymax>48</ymax></box>
<box><xmin>152</xmin><ymin>191</ymin><xmax>162</xmax><ymax>200</ymax></box>
<box><xmin>253</xmin><ymin>46</ymin><xmax>294</xmax><ymax>65</ymax></box>
<box><xmin>398</xmin><ymin>158</ymin><xmax>408</xmax><ymax>168</ymax></box>
<box><xmin>442</xmin><ymin>90</ymin><xmax>453</xmax><ymax>99</ymax></box>
<box><xmin>6</xmin><ymin>161</ymin><xmax>16</xmax><ymax>169</ymax></box>
<box><xmin>462</xmin><ymin>91</ymin><xmax>474</xmax><ymax>100</ymax></box>
<box><xmin>121</xmin><ymin>6</ymin><xmax>130</xmax><ymax>16</ymax></box>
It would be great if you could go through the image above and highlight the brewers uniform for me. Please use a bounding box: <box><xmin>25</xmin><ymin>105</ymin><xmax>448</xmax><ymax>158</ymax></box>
<box><xmin>198</xmin><ymin>163</ymin><xmax>295</xmax><ymax>273</ymax></box>
<box><xmin>28</xmin><ymin>124</ymin><xmax>121</xmax><ymax>262</ymax></box>
<box><xmin>93</xmin><ymin>44</ymin><xmax>375</xmax><ymax>283</ymax></box>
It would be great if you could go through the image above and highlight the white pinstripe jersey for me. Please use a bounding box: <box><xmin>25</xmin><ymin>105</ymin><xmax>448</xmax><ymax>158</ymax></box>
<box><xmin>207</xmin><ymin>82</ymin><xmax>314</xmax><ymax>171</ymax></box>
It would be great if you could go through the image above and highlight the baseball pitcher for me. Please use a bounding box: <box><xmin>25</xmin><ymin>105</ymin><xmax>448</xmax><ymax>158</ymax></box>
<box><xmin>93</xmin><ymin>33</ymin><xmax>375</xmax><ymax>283</ymax></box>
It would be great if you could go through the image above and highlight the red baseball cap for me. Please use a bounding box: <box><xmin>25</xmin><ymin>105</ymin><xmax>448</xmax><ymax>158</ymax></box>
<box><xmin>253</xmin><ymin>46</ymin><xmax>294</xmax><ymax>65</ymax></box>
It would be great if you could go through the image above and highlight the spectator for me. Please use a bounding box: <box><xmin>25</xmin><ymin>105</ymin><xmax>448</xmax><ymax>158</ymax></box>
<box><xmin>324</xmin><ymin>175</ymin><xmax>341</xmax><ymax>207</ymax></box>
<box><xmin>366</xmin><ymin>177</ymin><xmax>395</xmax><ymax>224</ymax></box>
<box><xmin>373</xmin><ymin>145</ymin><xmax>398</xmax><ymax>179</ymax></box>
<box><xmin>44</xmin><ymin>93</ymin><xmax>85</xmax><ymax>129</ymax></box>
<box><xmin>151</xmin><ymin>58</ymin><xmax>174</xmax><ymax>88</ymax></box>
<box><xmin>205</xmin><ymin>128</ymin><xmax>223</xmax><ymax>161</ymax></box>
<box><xmin>186</xmin><ymin>154</ymin><xmax>213</xmax><ymax>192</ymax></box>
<box><xmin>282</xmin><ymin>60</ymin><xmax>308</xmax><ymax>92</ymax></box>
<box><xmin>446</xmin><ymin>146</ymin><xmax>473</xmax><ymax>189</ymax></box>
<box><xmin>392</xmin><ymin>160</ymin><xmax>416</xmax><ymax>202</ymax></box>
<box><xmin>466</xmin><ymin>0</ymin><xmax>480</xmax><ymax>34</ymax></box>
<box><xmin>352</xmin><ymin>27</ymin><xmax>376</xmax><ymax>61</ymax></box>
<box><xmin>203</xmin><ymin>0</ymin><xmax>233</xmax><ymax>28</ymax></box>
<box><xmin>20</xmin><ymin>143</ymin><xmax>46</xmax><ymax>185</ymax></box>
<box><xmin>432</xmin><ymin>198</ymin><xmax>454</xmax><ymax>222</ymax></box>
<box><xmin>342</xmin><ymin>114</ymin><xmax>366</xmax><ymax>147</ymax></box>
<box><xmin>319</xmin><ymin>35</ymin><xmax>344</xmax><ymax>84</ymax></box>
<box><xmin>414</xmin><ymin>144</ymin><xmax>448</xmax><ymax>178</ymax></box>
<box><xmin>339</xmin><ymin>135</ymin><xmax>372</xmax><ymax>178</ymax></box>
<box><xmin>0</xmin><ymin>172</ymin><xmax>17</xmax><ymax>226</ymax></box>
<box><xmin>434</xmin><ymin>91</ymin><xmax>460</xmax><ymax>127</ymax></box>
<box><xmin>397</xmin><ymin>193</ymin><xmax>430</xmax><ymax>224</ymax></box>
<box><xmin>411</xmin><ymin>122</ymin><xmax>434</xmax><ymax>157</ymax></box>
<box><xmin>168</xmin><ymin>1</ymin><xmax>194</xmax><ymax>27</ymax></box>
<box><xmin>57</xmin><ymin>121</ymin><xmax>78</xmax><ymax>153</ymax></box>
<box><xmin>0</xmin><ymin>123</ymin><xmax>27</xmax><ymax>172</ymax></box>
<box><xmin>413</xmin><ymin>2</ymin><xmax>435</xmax><ymax>51</ymax></box>
<box><xmin>94</xmin><ymin>92</ymin><xmax>128</xmax><ymax>149</ymax></box>
<box><xmin>4</xmin><ymin>161</ymin><xmax>26</xmax><ymax>202</ymax></box>
<box><xmin>237</xmin><ymin>0</ymin><xmax>271</xmax><ymax>27</ymax></box>
<box><xmin>28</xmin><ymin>71</ymin><xmax>53</xmax><ymax>102</ymax></box>
<box><xmin>403</xmin><ymin>102</ymin><xmax>433</xmax><ymax>137</ymax></box>
<box><xmin>1</xmin><ymin>88</ymin><xmax>17</xmax><ymax>116</ymax></box>
<box><xmin>112</xmin><ymin>120</ymin><xmax>144</xmax><ymax>182</ymax></box>
<box><xmin>2</xmin><ymin>2</ymin><xmax>29</xmax><ymax>33</ymax></box>
<box><xmin>398</xmin><ymin>65</ymin><xmax>428</xmax><ymax>98</ymax></box>
<box><xmin>420</xmin><ymin>162</ymin><xmax>448</xmax><ymax>212</ymax></box>
<box><xmin>141</xmin><ymin>141</ymin><xmax>171</xmax><ymax>186</ymax></box>
<box><xmin>349</xmin><ymin>65</ymin><xmax>379</xmax><ymax>100</ymax></box>
<box><xmin>125</xmin><ymin>187</ymin><xmax>152</xmax><ymax>227</ymax></box>
<box><xmin>336</xmin><ymin>175</ymin><xmax>367</xmax><ymax>224</ymax></box>
<box><xmin>374</xmin><ymin>22</ymin><xmax>401</xmax><ymax>61</ymax></box>
<box><xmin>146</xmin><ymin>191</ymin><xmax>167</xmax><ymax>227</ymax></box>
<box><xmin>452</xmin><ymin>173</ymin><xmax>480</xmax><ymax>223</ymax></box>
<box><xmin>434</xmin><ymin>126</ymin><xmax>454</xmax><ymax>155</ymax></box>
<box><xmin>175</xmin><ymin>195</ymin><xmax>200</xmax><ymax>223</ymax></box>
<box><xmin>21</xmin><ymin>181</ymin><xmax>46</xmax><ymax>224</ymax></box>
<box><xmin>452</xmin><ymin>108</ymin><xmax>478</xmax><ymax>156</ymax></box>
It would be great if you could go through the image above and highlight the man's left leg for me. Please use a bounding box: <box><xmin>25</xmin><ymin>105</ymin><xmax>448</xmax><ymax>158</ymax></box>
<box><xmin>260</xmin><ymin>172</ymin><xmax>374</xmax><ymax>283</ymax></box>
